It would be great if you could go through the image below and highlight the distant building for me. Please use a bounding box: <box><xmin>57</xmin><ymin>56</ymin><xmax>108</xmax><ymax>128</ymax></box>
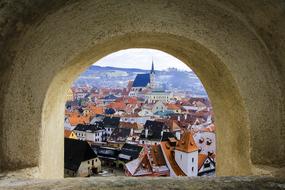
<box><xmin>139</xmin><ymin>120</ymin><xmax>168</xmax><ymax>145</ymax></box>
<box><xmin>64</xmin><ymin>138</ymin><xmax>101</xmax><ymax>177</ymax></box>
<box><xmin>141</xmin><ymin>101</ymin><xmax>167</xmax><ymax>115</ymax></box>
<box><xmin>129</xmin><ymin>61</ymin><xmax>155</xmax><ymax>97</ymax></box>
<box><xmin>66</xmin><ymin>88</ymin><xmax>74</xmax><ymax>101</ymax></box>
<box><xmin>73</xmin><ymin>123</ymin><xmax>106</xmax><ymax>143</ymax></box>
<box><xmin>145</xmin><ymin>89</ymin><xmax>173</xmax><ymax>104</ymax></box>
<box><xmin>124</xmin><ymin>153</ymin><xmax>153</xmax><ymax>176</ymax></box>
<box><xmin>107</xmin><ymin>127</ymin><xmax>131</xmax><ymax>148</ymax></box>
<box><xmin>103</xmin><ymin>116</ymin><xmax>121</xmax><ymax>138</ymax></box>
<box><xmin>117</xmin><ymin>143</ymin><xmax>143</xmax><ymax>168</ymax></box>
<box><xmin>95</xmin><ymin>146</ymin><xmax>120</xmax><ymax>166</ymax></box>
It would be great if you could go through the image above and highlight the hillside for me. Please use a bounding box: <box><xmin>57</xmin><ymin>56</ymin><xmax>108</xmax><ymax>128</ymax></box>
<box><xmin>73</xmin><ymin>65</ymin><xmax>208</xmax><ymax>96</ymax></box>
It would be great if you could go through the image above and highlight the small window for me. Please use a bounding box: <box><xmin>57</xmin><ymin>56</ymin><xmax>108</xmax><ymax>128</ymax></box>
<box><xmin>204</xmin><ymin>162</ymin><xmax>211</xmax><ymax>168</ymax></box>
<box><xmin>88</xmin><ymin>161</ymin><xmax>90</xmax><ymax>164</ymax></box>
<box><xmin>92</xmin><ymin>160</ymin><xmax>94</xmax><ymax>165</ymax></box>
<box><xmin>192</xmin><ymin>158</ymin><xmax>194</xmax><ymax>163</ymax></box>
<box><xmin>180</xmin><ymin>154</ymin><xmax>182</xmax><ymax>160</ymax></box>
<box><xmin>192</xmin><ymin>167</ymin><xmax>194</xmax><ymax>172</ymax></box>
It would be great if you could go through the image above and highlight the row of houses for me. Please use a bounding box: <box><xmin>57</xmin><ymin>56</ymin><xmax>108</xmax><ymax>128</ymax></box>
<box><xmin>65</xmin><ymin>118</ymin><xmax>216</xmax><ymax>177</ymax></box>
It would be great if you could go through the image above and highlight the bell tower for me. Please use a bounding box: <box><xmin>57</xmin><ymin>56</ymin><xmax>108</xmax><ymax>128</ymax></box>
<box><xmin>150</xmin><ymin>60</ymin><xmax>155</xmax><ymax>88</ymax></box>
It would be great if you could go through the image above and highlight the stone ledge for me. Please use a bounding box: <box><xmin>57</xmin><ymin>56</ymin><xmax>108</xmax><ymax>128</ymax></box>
<box><xmin>0</xmin><ymin>176</ymin><xmax>284</xmax><ymax>190</ymax></box>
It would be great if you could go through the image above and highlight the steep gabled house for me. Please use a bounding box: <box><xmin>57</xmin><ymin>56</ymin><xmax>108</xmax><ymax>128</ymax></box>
<box><xmin>95</xmin><ymin>146</ymin><xmax>120</xmax><ymax>166</ymax></box>
<box><xmin>160</xmin><ymin>139</ymin><xmax>186</xmax><ymax>177</ymax></box>
<box><xmin>124</xmin><ymin>153</ymin><xmax>153</xmax><ymax>176</ymax></box>
<box><xmin>175</xmin><ymin>131</ymin><xmax>199</xmax><ymax>176</ymax></box>
<box><xmin>107</xmin><ymin>127</ymin><xmax>131</xmax><ymax>148</ymax></box>
<box><xmin>166</xmin><ymin>103</ymin><xmax>182</xmax><ymax>113</ymax></box>
<box><xmin>64</xmin><ymin>138</ymin><xmax>101</xmax><ymax>177</ymax></box>
<box><xmin>73</xmin><ymin>123</ymin><xmax>106</xmax><ymax>143</ymax></box>
<box><xmin>139</xmin><ymin>120</ymin><xmax>168</xmax><ymax>145</ymax></box>
<box><xmin>149</xmin><ymin>144</ymin><xmax>170</xmax><ymax>176</ymax></box>
<box><xmin>103</xmin><ymin>116</ymin><xmax>120</xmax><ymax>138</ymax></box>
<box><xmin>117</xmin><ymin>143</ymin><xmax>143</xmax><ymax>167</ymax></box>
<box><xmin>198</xmin><ymin>153</ymin><xmax>216</xmax><ymax>176</ymax></box>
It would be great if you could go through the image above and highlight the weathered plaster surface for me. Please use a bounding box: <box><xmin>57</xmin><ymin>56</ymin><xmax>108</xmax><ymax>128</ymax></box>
<box><xmin>0</xmin><ymin>0</ymin><xmax>284</xmax><ymax>180</ymax></box>
<box><xmin>0</xmin><ymin>176</ymin><xmax>285</xmax><ymax>190</ymax></box>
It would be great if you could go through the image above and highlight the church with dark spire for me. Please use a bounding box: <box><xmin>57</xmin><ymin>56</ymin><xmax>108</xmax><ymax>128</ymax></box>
<box><xmin>150</xmin><ymin>60</ymin><xmax>155</xmax><ymax>88</ymax></box>
<box><xmin>128</xmin><ymin>61</ymin><xmax>156</xmax><ymax>97</ymax></box>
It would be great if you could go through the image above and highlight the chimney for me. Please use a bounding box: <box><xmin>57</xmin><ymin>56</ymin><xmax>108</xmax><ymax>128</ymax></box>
<box><xmin>145</xmin><ymin>128</ymin><xmax>149</xmax><ymax>138</ymax></box>
<box><xmin>176</xmin><ymin>131</ymin><xmax>181</xmax><ymax>140</ymax></box>
<box><xmin>130</xmin><ymin>128</ymin><xmax>134</xmax><ymax>136</ymax></box>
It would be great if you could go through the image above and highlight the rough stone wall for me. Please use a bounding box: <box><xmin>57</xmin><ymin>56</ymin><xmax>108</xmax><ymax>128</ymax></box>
<box><xmin>0</xmin><ymin>176</ymin><xmax>285</xmax><ymax>190</ymax></box>
<box><xmin>0</xmin><ymin>0</ymin><xmax>284</xmax><ymax>179</ymax></box>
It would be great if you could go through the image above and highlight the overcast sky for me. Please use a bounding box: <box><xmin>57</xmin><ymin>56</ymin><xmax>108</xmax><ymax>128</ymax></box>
<box><xmin>94</xmin><ymin>48</ymin><xmax>192</xmax><ymax>71</ymax></box>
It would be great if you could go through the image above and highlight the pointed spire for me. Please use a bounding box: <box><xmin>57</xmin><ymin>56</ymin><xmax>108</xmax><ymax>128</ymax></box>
<box><xmin>151</xmin><ymin>58</ymin><xmax>155</xmax><ymax>74</ymax></box>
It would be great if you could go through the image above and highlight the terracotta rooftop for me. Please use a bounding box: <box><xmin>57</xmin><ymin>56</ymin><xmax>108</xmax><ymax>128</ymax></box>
<box><xmin>68</xmin><ymin>115</ymin><xmax>90</xmax><ymax>126</ymax></box>
<box><xmin>176</xmin><ymin>131</ymin><xmax>198</xmax><ymax>153</ymax></box>
<box><xmin>198</xmin><ymin>153</ymin><xmax>208</xmax><ymax>170</ymax></box>
<box><xmin>160</xmin><ymin>141</ymin><xmax>186</xmax><ymax>176</ymax></box>
<box><xmin>166</xmin><ymin>104</ymin><xmax>181</xmax><ymax>110</ymax></box>
<box><xmin>150</xmin><ymin>144</ymin><xmax>167</xmax><ymax>166</ymax></box>
<box><xmin>119</xmin><ymin>122</ymin><xmax>139</xmax><ymax>130</ymax></box>
<box><xmin>64</xmin><ymin>130</ymin><xmax>72</xmax><ymax>138</ymax></box>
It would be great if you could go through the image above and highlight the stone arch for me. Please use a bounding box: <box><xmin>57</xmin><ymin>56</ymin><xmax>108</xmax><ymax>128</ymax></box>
<box><xmin>0</xmin><ymin>0</ymin><xmax>284</xmax><ymax>179</ymax></box>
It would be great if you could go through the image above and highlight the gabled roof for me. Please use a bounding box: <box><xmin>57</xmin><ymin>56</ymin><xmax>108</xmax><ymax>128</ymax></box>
<box><xmin>64</xmin><ymin>138</ymin><xmax>97</xmax><ymax>172</ymax></box>
<box><xmin>140</xmin><ymin>120</ymin><xmax>166</xmax><ymax>140</ymax></box>
<box><xmin>119</xmin><ymin>122</ymin><xmax>139</xmax><ymax>130</ymax></box>
<box><xmin>107</xmin><ymin>101</ymin><xmax>126</xmax><ymax>111</ymax></box>
<box><xmin>103</xmin><ymin>116</ymin><xmax>120</xmax><ymax>128</ymax></box>
<box><xmin>132</xmin><ymin>74</ymin><xmax>150</xmax><ymax>87</ymax></box>
<box><xmin>125</xmin><ymin>154</ymin><xmax>153</xmax><ymax>176</ymax></box>
<box><xmin>198</xmin><ymin>154</ymin><xmax>208</xmax><ymax>170</ymax></box>
<box><xmin>96</xmin><ymin>147</ymin><xmax>120</xmax><ymax>160</ymax></box>
<box><xmin>108</xmin><ymin>128</ymin><xmax>131</xmax><ymax>142</ymax></box>
<box><xmin>150</xmin><ymin>144</ymin><xmax>167</xmax><ymax>166</ymax></box>
<box><xmin>160</xmin><ymin>141</ymin><xmax>186</xmax><ymax>176</ymax></box>
<box><xmin>176</xmin><ymin>131</ymin><xmax>198</xmax><ymax>153</ymax></box>
<box><xmin>68</xmin><ymin>114</ymin><xmax>90</xmax><ymax>126</ymax></box>
<box><xmin>166</xmin><ymin>104</ymin><xmax>181</xmax><ymax>110</ymax></box>
<box><xmin>118</xmin><ymin>143</ymin><xmax>143</xmax><ymax>161</ymax></box>
<box><xmin>161</xmin><ymin>132</ymin><xmax>176</xmax><ymax>142</ymax></box>
<box><xmin>73</xmin><ymin>123</ymin><xmax>104</xmax><ymax>132</ymax></box>
<box><xmin>103</xmin><ymin>94</ymin><xmax>117</xmax><ymax>100</ymax></box>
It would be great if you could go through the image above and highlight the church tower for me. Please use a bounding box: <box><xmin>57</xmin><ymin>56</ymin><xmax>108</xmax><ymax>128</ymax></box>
<box><xmin>150</xmin><ymin>60</ymin><xmax>155</xmax><ymax>88</ymax></box>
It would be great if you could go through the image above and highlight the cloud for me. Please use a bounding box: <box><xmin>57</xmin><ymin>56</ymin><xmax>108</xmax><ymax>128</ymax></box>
<box><xmin>94</xmin><ymin>48</ymin><xmax>192</xmax><ymax>71</ymax></box>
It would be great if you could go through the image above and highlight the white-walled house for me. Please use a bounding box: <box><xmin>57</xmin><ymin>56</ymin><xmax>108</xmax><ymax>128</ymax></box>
<box><xmin>120</xmin><ymin>115</ymin><xmax>151</xmax><ymax>125</ymax></box>
<box><xmin>145</xmin><ymin>90</ymin><xmax>173</xmax><ymax>103</ymax></box>
<box><xmin>152</xmin><ymin>101</ymin><xmax>167</xmax><ymax>113</ymax></box>
<box><xmin>174</xmin><ymin>131</ymin><xmax>199</xmax><ymax>176</ymax></box>
<box><xmin>198</xmin><ymin>154</ymin><xmax>216</xmax><ymax>176</ymax></box>
<box><xmin>138</xmin><ymin>109</ymin><xmax>154</xmax><ymax>117</ymax></box>
<box><xmin>64</xmin><ymin>138</ymin><xmax>101</xmax><ymax>177</ymax></box>
<box><xmin>103</xmin><ymin>116</ymin><xmax>120</xmax><ymax>138</ymax></box>
<box><xmin>73</xmin><ymin>123</ymin><xmax>106</xmax><ymax>143</ymax></box>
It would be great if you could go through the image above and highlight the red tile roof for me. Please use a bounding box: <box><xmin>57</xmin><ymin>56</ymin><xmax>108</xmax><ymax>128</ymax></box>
<box><xmin>176</xmin><ymin>131</ymin><xmax>198</xmax><ymax>153</ymax></box>
<box><xmin>160</xmin><ymin>141</ymin><xmax>186</xmax><ymax>176</ymax></box>
<box><xmin>198</xmin><ymin>153</ymin><xmax>208</xmax><ymax>170</ymax></box>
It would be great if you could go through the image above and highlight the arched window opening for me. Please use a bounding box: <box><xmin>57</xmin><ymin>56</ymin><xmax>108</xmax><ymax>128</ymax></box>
<box><xmin>64</xmin><ymin>48</ymin><xmax>216</xmax><ymax>178</ymax></box>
